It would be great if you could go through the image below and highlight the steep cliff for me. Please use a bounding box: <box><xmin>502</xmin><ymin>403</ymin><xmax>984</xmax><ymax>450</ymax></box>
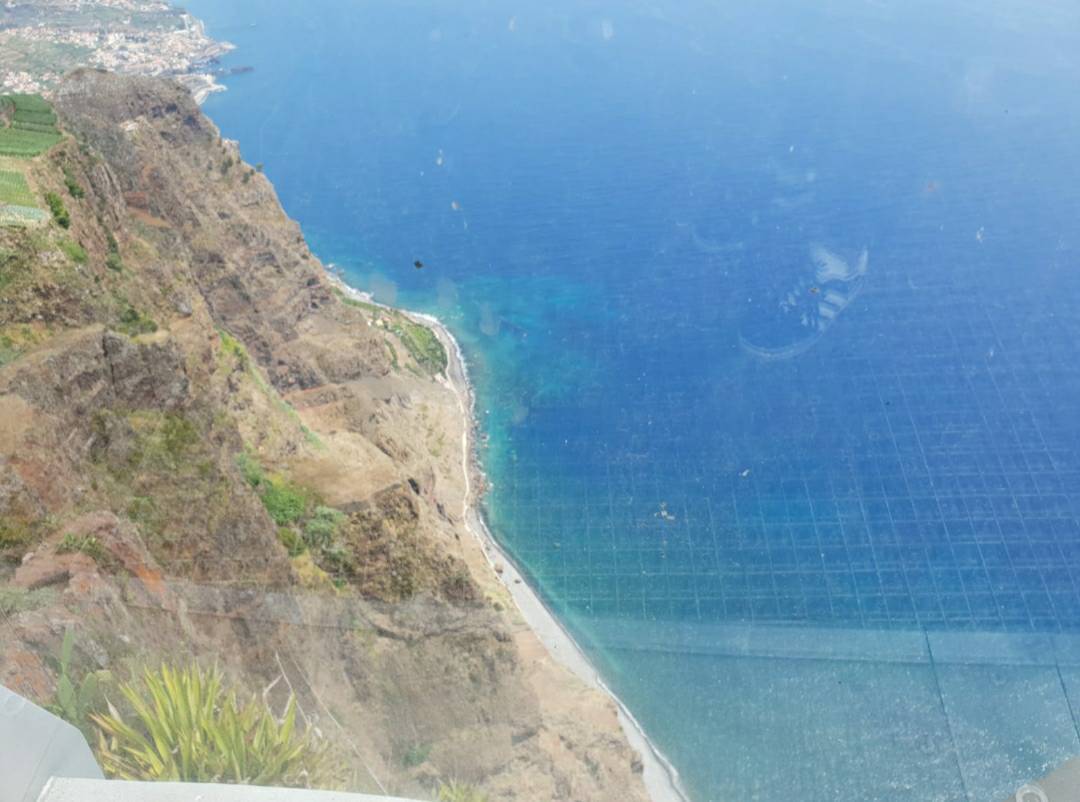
<box><xmin>0</xmin><ymin>70</ymin><xmax>650</xmax><ymax>802</ymax></box>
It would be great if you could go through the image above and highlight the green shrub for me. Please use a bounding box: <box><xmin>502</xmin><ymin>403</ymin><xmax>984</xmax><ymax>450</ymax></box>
<box><xmin>63</xmin><ymin>167</ymin><xmax>85</xmax><ymax>199</ymax></box>
<box><xmin>437</xmin><ymin>781</ymin><xmax>489</xmax><ymax>802</ymax></box>
<box><xmin>126</xmin><ymin>495</ymin><xmax>164</xmax><ymax>539</ymax></box>
<box><xmin>57</xmin><ymin>533</ymin><xmax>105</xmax><ymax>562</ymax></box>
<box><xmin>44</xmin><ymin>191</ymin><xmax>70</xmax><ymax>228</ymax></box>
<box><xmin>277</xmin><ymin>526</ymin><xmax>305</xmax><ymax>557</ymax></box>
<box><xmin>401</xmin><ymin>742</ymin><xmax>431</xmax><ymax>768</ymax></box>
<box><xmin>91</xmin><ymin>663</ymin><xmax>327</xmax><ymax>786</ymax></box>
<box><xmin>105</xmin><ymin>232</ymin><xmax>124</xmax><ymax>271</ymax></box>
<box><xmin>236</xmin><ymin>452</ymin><xmax>265</xmax><ymax>488</ymax></box>
<box><xmin>116</xmin><ymin>305</ymin><xmax>157</xmax><ymax>336</ymax></box>
<box><xmin>303</xmin><ymin>506</ymin><xmax>345</xmax><ymax>550</ymax></box>
<box><xmin>59</xmin><ymin>238</ymin><xmax>87</xmax><ymax>264</ymax></box>
<box><xmin>161</xmin><ymin>415</ymin><xmax>198</xmax><ymax>458</ymax></box>
<box><xmin>113</xmin><ymin>413</ymin><xmax>199</xmax><ymax>476</ymax></box>
<box><xmin>261</xmin><ymin>479</ymin><xmax>309</xmax><ymax>525</ymax></box>
<box><xmin>235</xmin><ymin>452</ymin><xmax>320</xmax><ymax>529</ymax></box>
<box><xmin>218</xmin><ymin>329</ymin><xmax>250</xmax><ymax>369</ymax></box>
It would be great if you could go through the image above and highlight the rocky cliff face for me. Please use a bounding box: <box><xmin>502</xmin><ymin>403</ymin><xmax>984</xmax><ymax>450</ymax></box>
<box><xmin>0</xmin><ymin>70</ymin><xmax>649</xmax><ymax>802</ymax></box>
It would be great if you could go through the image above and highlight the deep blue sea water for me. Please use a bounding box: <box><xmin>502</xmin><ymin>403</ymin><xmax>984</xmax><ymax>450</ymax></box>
<box><xmin>188</xmin><ymin>1</ymin><xmax>1080</xmax><ymax>798</ymax></box>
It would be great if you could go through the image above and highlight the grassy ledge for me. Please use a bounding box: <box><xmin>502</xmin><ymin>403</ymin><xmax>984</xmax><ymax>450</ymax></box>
<box><xmin>332</xmin><ymin>287</ymin><xmax>448</xmax><ymax>376</ymax></box>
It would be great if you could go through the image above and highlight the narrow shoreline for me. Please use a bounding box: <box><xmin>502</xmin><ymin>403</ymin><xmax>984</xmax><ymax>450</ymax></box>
<box><xmin>181</xmin><ymin>73</ymin><xmax>228</xmax><ymax>105</ymax></box>
<box><xmin>325</xmin><ymin>274</ymin><xmax>690</xmax><ymax>802</ymax></box>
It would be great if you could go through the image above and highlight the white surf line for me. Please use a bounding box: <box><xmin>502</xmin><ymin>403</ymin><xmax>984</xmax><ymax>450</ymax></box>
<box><xmin>324</xmin><ymin>274</ymin><xmax>690</xmax><ymax>802</ymax></box>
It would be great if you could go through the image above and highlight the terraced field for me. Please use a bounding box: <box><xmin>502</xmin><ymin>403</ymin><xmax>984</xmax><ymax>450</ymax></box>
<box><xmin>0</xmin><ymin>94</ymin><xmax>64</xmax><ymax>157</ymax></box>
<box><xmin>0</xmin><ymin>168</ymin><xmax>36</xmax><ymax>207</ymax></box>
<box><xmin>0</xmin><ymin>157</ymin><xmax>46</xmax><ymax>227</ymax></box>
<box><xmin>0</xmin><ymin>95</ymin><xmax>61</xmax><ymax>226</ymax></box>
<box><xmin>0</xmin><ymin>205</ymin><xmax>48</xmax><ymax>227</ymax></box>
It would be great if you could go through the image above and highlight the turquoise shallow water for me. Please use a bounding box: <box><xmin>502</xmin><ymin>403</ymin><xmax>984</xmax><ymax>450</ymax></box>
<box><xmin>188</xmin><ymin>1</ymin><xmax>1080</xmax><ymax>798</ymax></box>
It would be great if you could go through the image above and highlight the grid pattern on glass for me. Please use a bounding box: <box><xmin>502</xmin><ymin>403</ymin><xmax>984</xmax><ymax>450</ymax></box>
<box><xmin>490</xmin><ymin>243</ymin><xmax>1080</xmax><ymax>634</ymax></box>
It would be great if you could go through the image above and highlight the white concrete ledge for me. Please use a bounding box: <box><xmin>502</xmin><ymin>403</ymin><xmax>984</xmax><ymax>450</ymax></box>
<box><xmin>37</xmin><ymin>777</ymin><xmax>423</xmax><ymax>802</ymax></box>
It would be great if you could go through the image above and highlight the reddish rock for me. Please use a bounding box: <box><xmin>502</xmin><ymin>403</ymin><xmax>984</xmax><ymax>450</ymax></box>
<box><xmin>1</xmin><ymin>649</ymin><xmax>52</xmax><ymax>701</ymax></box>
<box><xmin>13</xmin><ymin>553</ymin><xmax>89</xmax><ymax>591</ymax></box>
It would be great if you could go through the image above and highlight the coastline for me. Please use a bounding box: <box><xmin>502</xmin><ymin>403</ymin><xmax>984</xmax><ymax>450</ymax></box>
<box><xmin>325</xmin><ymin>274</ymin><xmax>690</xmax><ymax>802</ymax></box>
<box><xmin>177</xmin><ymin>72</ymin><xmax>228</xmax><ymax>105</ymax></box>
<box><xmin>0</xmin><ymin>5</ymin><xmax>235</xmax><ymax>97</ymax></box>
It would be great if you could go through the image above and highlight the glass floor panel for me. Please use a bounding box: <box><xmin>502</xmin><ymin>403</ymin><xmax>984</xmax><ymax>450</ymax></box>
<box><xmin>588</xmin><ymin>625</ymin><xmax>1080</xmax><ymax>801</ymax></box>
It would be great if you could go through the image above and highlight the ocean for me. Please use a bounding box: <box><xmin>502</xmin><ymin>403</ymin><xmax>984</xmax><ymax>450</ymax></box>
<box><xmin>187</xmin><ymin>1</ymin><xmax>1080</xmax><ymax>798</ymax></box>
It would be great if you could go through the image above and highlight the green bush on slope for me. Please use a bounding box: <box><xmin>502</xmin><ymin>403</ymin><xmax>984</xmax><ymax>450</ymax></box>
<box><xmin>44</xmin><ymin>191</ymin><xmax>70</xmax><ymax>228</ymax></box>
<box><xmin>57</xmin><ymin>532</ymin><xmax>105</xmax><ymax>561</ymax></box>
<box><xmin>303</xmin><ymin>506</ymin><xmax>345</xmax><ymax>550</ymax></box>
<box><xmin>63</xmin><ymin>166</ymin><xmax>85</xmax><ymax>199</ymax></box>
<box><xmin>58</xmin><ymin>238</ymin><xmax>87</xmax><ymax>264</ymax></box>
<box><xmin>105</xmin><ymin>232</ymin><xmax>124</xmax><ymax>271</ymax></box>
<box><xmin>236</xmin><ymin>452</ymin><xmax>314</xmax><ymax>526</ymax></box>
<box><xmin>261</xmin><ymin>480</ymin><xmax>309</xmax><ymax>525</ymax></box>
<box><xmin>437</xmin><ymin>781</ymin><xmax>490</xmax><ymax>802</ymax></box>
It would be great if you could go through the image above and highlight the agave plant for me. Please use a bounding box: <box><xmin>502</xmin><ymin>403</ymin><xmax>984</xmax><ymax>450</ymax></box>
<box><xmin>90</xmin><ymin>663</ymin><xmax>326</xmax><ymax>787</ymax></box>
<box><xmin>47</xmin><ymin>627</ymin><xmax>112</xmax><ymax>740</ymax></box>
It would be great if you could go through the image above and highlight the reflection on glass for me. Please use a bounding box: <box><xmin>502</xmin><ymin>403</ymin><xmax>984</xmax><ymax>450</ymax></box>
<box><xmin>3</xmin><ymin>0</ymin><xmax>1080</xmax><ymax>800</ymax></box>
